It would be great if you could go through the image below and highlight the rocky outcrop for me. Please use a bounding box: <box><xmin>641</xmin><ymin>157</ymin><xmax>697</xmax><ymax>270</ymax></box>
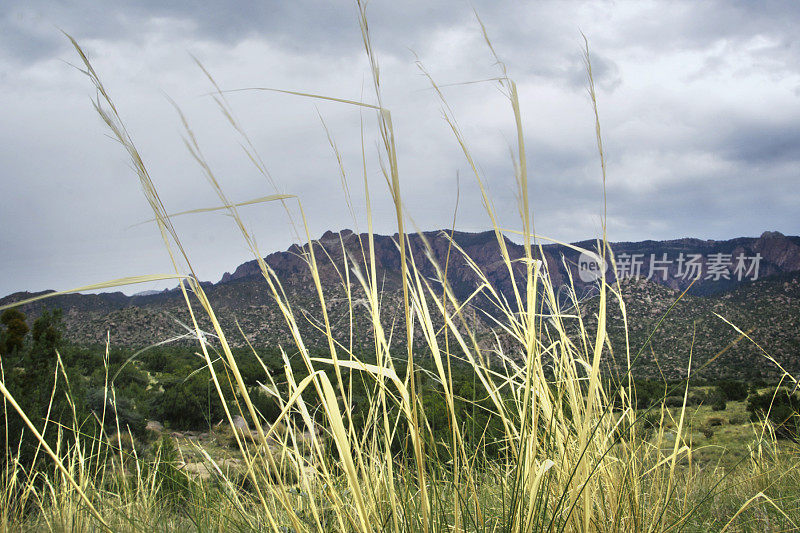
<box><xmin>2</xmin><ymin>229</ymin><xmax>799</xmax><ymax>349</ymax></box>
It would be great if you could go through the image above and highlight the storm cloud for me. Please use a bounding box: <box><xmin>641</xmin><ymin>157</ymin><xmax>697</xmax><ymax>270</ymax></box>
<box><xmin>0</xmin><ymin>0</ymin><xmax>798</xmax><ymax>297</ymax></box>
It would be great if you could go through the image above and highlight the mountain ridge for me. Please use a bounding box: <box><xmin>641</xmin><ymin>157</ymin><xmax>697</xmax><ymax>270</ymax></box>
<box><xmin>2</xmin><ymin>229</ymin><xmax>799</xmax><ymax>380</ymax></box>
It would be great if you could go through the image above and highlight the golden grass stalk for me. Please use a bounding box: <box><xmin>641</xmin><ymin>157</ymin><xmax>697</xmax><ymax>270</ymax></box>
<box><xmin>1</xmin><ymin>6</ymin><xmax>798</xmax><ymax>533</ymax></box>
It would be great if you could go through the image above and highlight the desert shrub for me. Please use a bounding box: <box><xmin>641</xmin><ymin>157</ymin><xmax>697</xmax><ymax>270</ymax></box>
<box><xmin>665</xmin><ymin>395</ymin><xmax>684</xmax><ymax>408</ymax></box>
<box><xmin>141</xmin><ymin>348</ymin><xmax>169</xmax><ymax>373</ymax></box>
<box><xmin>687</xmin><ymin>390</ymin><xmax>707</xmax><ymax>406</ymax></box>
<box><xmin>631</xmin><ymin>379</ymin><xmax>668</xmax><ymax>409</ymax></box>
<box><xmin>107</xmin><ymin>431</ymin><xmax>135</xmax><ymax>452</ymax></box>
<box><xmin>249</xmin><ymin>388</ymin><xmax>282</xmax><ymax>422</ymax></box>
<box><xmin>747</xmin><ymin>389</ymin><xmax>800</xmax><ymax>440</ymax></box>
<box><xmin>60</xmin><ymin>345</ymin><xmax>104</xmax><ymax>374</ymax></box>
<box><xmin>234</xmin><ymin>353</ymin><xmax>270</xmax><ymax>387</ymax></box>
<box><xmin>152</xmin><ymin>372</ymin><xmax>226</xmax><ymax>430</ymax></box>
<box><xmin>85</xmin><ymin>387</ymin><xmax>145</xmax><ymax>436</ymax></box>
<box><xmin>637</xmin><ymin>410</ymin><xmax>662</xmax><ymax>440</ymax></box>
<box><xmin>717</xmin><ymin>380</ymin><xmax>749</xmax><ymax>402</ymax></box>
<box><xmin>709</xmin><ymin>387</ymin><xmax>727</xmax><ymax>411</ymax></box>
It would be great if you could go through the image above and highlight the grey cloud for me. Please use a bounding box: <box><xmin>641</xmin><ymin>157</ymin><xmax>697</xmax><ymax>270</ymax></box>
<box><xmin>0</xmin><ymin>1</ymin><xmax>470</xmax><ymax>63</ymax></box>
<box><xmin>566</xmin><ymin>52</ymin><xmax>621</xmax><ymax>92</ymax></box>
<box><xmin>1</xmin><ymin>0</ymin><xmax>799</xmax><ymax>298</ymax></box>
<box><xmin>609</xmin><ymin>1</ymin><xmax>800</xmax><ymax>51</ymax></box>
<box><xmin>602</xmin><ymin>156</ymin><xmax>798</xmax><ymax>240</ymax></box>
<box><xmin>721</xmin><ymin>122</ymin><xmax>800</xmax><ymax>165</ymax></box>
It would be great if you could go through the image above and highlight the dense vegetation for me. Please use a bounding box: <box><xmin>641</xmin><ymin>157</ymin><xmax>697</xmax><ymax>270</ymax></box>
<box><xmin>2</xmin><ymin>307</ymin><xmax>796</xmax><ymax>463</ymax></box>
<box><xmin>1</xmin><ymin>309</ymin><xmax>512</xmax><ymax>460</ymax></box>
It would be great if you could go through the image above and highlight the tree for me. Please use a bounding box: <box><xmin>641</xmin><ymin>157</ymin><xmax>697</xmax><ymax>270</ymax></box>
<box><xmin>24</xmin><ymin>309</ymin><xmax>65</xmax><ymax>412</ymax></box>
<box><xmin>30</xmin><ymin>309</ymin><xmax>63</xmax><ymax>359</ymax></box>
<box><xmin>1</xmin><ymin>308</ymin><xmax>79</xmax><ymax>468</ymax></box>
<box><xmin>0</xmin><ymin>308</ymin><xmax>29</xmax><ymax>356</ymax></box>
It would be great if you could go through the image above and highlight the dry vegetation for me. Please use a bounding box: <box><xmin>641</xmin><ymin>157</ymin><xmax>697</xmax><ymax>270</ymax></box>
<box><xmin>2</xmin><ymin>3</ymin><xmax>800</xmax><ymax>531</ymax></box>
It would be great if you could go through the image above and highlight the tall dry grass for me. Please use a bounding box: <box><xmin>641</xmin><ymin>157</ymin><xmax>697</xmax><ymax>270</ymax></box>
<box><xmin>2</xmin><ymin>3</ymin><xmax>799</xmax><ymax>532</ymax></box>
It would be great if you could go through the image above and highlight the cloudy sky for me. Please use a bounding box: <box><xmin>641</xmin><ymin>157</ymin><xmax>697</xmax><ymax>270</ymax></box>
<box><xmin>1</xmin><ymin>0</ymin><xmax>798</xmax><ymax>297</ymax></box>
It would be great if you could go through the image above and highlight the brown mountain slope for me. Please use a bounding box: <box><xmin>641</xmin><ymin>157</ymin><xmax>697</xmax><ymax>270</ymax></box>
<box><xmin>1</xmin><ymin>230</ymin><xmax>798</xmax><ymax>379</ymax></box>
<box><xmin>577</xmin><ymin>272</ymin><xmax>800</xmax><ymax>380</ymax></box>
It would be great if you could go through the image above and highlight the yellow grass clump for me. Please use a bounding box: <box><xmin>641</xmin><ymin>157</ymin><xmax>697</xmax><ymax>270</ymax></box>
<box><xmin>1</xmin><ymin>3</ymin><xmax>799</xmax><ymax>532</ymax></box>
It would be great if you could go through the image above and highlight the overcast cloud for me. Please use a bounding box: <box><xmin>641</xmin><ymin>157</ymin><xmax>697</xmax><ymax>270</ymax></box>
<box><xmin>1</xmin><ymin>0</ymin><xmax>798</xmax><ymax>297</ymax></box>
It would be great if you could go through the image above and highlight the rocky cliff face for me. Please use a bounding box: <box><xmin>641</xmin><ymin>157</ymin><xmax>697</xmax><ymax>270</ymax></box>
<box><xmin>215</xmin><ymin>229</ymin><xmax>800</xmax><ymax>301</ymax></box>
<box><xmin>2</xmin><ymin>230</ymin><xmax>799</xmax><ymax>371</ymax></box>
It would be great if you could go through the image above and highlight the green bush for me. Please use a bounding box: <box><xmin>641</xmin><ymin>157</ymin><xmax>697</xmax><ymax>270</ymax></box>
<box><xmin>709</xmin><ymin>387</ymin><xmax>727</xmax><ymax>411</ymax></box>
<box><xmin>716</xmin><ymin>380</ymin><xmax>749</xmax><ymax>402</ymax></box>
<box><xmin>747</xmin><ymin>390</ymin><xmax>800</xmax><ymax>440</ymax></box>
<box><xmin>665</xmin><ymin>395</ymin><xmax>684</xmax><ymax>408</ymax></box>
<box><xmin>729</xmin><ymin>414</ymin><xmax>747</xmax><ymax>425</ymax></box>
<box><xmin>85</xmin><ymin>387</ymin><xmax>145</xmax><ymax>436</ymax></box>
<box><xmin>153</xmin><ymin>371</ymin><xmax>227</xmax><ymax>430</ymax></box>
<box><xmin>687</xmin><ymin>390</ymin><xmax>706</xmax><ymax>406</ymax></box>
